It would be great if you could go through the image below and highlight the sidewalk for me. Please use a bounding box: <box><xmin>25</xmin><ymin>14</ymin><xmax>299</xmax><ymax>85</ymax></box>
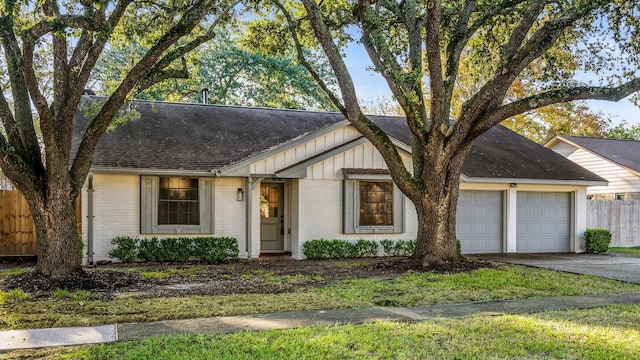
<box><xmin>2</xmin><ymin>292</ymin><xmax>640</xmax><ymax>352</ymax></box>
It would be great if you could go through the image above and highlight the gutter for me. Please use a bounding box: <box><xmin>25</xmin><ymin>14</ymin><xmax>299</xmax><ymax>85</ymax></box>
<box><xmin>87</xmin><ymin>173</ymin><xmax>95</xmax><ymax>265</ymax></box>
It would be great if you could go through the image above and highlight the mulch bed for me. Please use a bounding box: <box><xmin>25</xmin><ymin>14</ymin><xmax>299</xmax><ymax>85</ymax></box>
<box><xmin>1</xmin><ymin>257</ymin><xmax>493</xmax><ymax>298</ymax></box>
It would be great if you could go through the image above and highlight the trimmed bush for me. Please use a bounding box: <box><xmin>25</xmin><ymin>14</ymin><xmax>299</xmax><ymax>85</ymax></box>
<box><xmin>380</xmin><ymin>239</ymin><xmax>416</xmax><ymax>256</ymax></box>
<box><xmin>192</xmin><ymin>237</ymin><xmax>239</xmax><ymax>264</ymax></box>
<box><xmin>354</xmin><ymin>239</ymin><xmax>379</xmax><ymax>257</ymax></box>
<box><xmin>138</xmin><ymin>237</ymin><xmax>161</xmax><ymax>262</ymax></box>
<box><xmin>302</xmin><ymin>239</ymin><xmax>381</xmax><ymax>259</ymax></box>
<box><xmin>302</xmin><ymin>239</ymin><xmax>328</xmax><ymax>260</ymax></box>
<box><xmin>109</xmin><ymin>236</ymin><xmax>138</xmax><ymax>263</ymax></box>
<box><xmin>111</xmin><ymin>236</ymin><xmax>239</xmax><ymax>263</ymax></box>
<box><xmin>157</xmin><ymin>237</ymin><xmax>193</xmax><ymax>262</ymax></box>
<box><xmin>380</xmin><ymin>239</ymin><xmax>395</xmax><ymax>256</ymax></box>
<box><xmin>585</xmin><ymin>228</ymin><xmax>612</xmax><ymax>253</ymax></box>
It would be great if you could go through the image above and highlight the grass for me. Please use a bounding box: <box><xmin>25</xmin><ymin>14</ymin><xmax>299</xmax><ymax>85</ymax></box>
<box><xmin>1</xmin><ymin>264</ymin><xmax>638</xmax><ymax>330</ymax></box>
<box><xmin>6</xmin><ymin>304</ymin><xmax>640</xmax><ymax>360</ymax></box>
<box><xmin>0</xmin><ymin>267</ymin><xmax>30</xmax><ymax>277</ymax></box>
<box><xmin>608</xmin><ymin>246</ymin><xmax>640</xmax><ymax>257</ymax></box>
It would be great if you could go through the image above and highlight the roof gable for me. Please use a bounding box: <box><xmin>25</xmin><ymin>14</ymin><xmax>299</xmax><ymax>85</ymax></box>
<box><xmin>550</xmin><ymin>135</ymin><xmax>640</xmax><ymax>174</ymax></box>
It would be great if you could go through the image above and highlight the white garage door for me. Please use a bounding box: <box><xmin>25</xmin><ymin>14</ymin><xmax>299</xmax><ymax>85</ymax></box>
<box><xmin>457</xmin><ymin>191</ymin><xmax>503</xmax><ymax>254</ymax></box>
<box><xmin>517</xmin><ymin>192</ymin><xmax>571</xmax><ymax>253</ymax></box>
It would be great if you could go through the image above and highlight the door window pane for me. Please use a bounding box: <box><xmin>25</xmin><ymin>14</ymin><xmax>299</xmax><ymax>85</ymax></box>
<box><xmin>260</xmin><ymin>186</ymin><xmax>279</xmax><ymax>218</ymax></box>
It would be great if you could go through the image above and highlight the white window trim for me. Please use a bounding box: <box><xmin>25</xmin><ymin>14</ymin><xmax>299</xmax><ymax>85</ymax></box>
<box><xmin>140</xmin><ymin>176</ymin><xmax>214</xmax><ymax>234</ymax></box>
<box><xmin>342</xmin><ymin>169</ymin><xmax>404</xmax><ymax>234</ymax></box>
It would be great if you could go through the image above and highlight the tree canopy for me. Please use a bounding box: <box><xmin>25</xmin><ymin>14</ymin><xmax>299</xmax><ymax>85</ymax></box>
<box><xmin>91</xmin><ymin>31</ymin><xmax>336</xmax><ymax>110</ymax></box>
<box><xmin>257</xmin><ymin>0</ymin><xmax>640</xmax><ymax>264</ymax></box>
<box><xmin>0</xmin><ymin>0</ymin><xmax>239</xmax><ymax>276</ymax></box>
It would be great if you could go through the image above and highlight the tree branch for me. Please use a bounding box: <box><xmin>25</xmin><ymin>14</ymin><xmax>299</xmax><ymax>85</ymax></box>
<box><xmin>0</xmin><ymin>13</ymin><xmax>44</xmax><ymax>172</ymax></box>
<box><xmin>136</xmin><ymin>58</ymin><xmax>190</xmax><ymax>92</ymax></box>
<box><xmin>424</xmin><ymin>0</ymin><xmax>445</xmax><ymax>129</ymax></box>
<box><xmin>501</xmin><ymin>0</ymin><xmax>548</xmax><ymax>61</ymax></box>
<box><xmin>70</xmin><ymin>0</ymin><xmax>219</xmax><ymax>192</ymax></box>
<box><xmin>273</xmin><ymin>0</ymin><xmax>345</xmax><ymax>113</ymax></box>
<box><xmin>300</xmin><ymin>0</ymin><xmax>417</xmax><ymax>198</ymax></box>
<box><xmin>484</xmin><ymin>79</ymin><xmax>640</xmax><ymax>132</ymax></box>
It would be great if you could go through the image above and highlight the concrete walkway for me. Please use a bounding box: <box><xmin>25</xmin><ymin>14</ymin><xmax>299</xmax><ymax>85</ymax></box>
<box><xmin>475</xmin><ymin>253</ymin><xmax>640</xmax><ymax>284</ymax></box>
<box><xmin>2</xmin><ymin>292</ymin><xmax>640</xmax><ymax>352</ymax></box>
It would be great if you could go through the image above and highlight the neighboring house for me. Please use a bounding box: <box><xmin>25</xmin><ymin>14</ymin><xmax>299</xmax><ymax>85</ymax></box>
<box><xmin>545</xmin><ymin>136</ymin><xmax>640</xmax><ymax>200</ymax></box>
<box><xmin>72</xmin><ymin>97</ymin><xmax>605</xmax><ymax>264</ymax></box>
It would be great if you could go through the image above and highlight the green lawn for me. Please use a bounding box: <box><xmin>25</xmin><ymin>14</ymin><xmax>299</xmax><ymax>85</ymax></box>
<box><xmin>608</xmin><ymin>246</ymin><xmax>640</xmax><ymax>257</ymax></box>
<box><xmin>1</xmin><ymin>264</ymin><xmax>639</xmax><ymax>330</ymax></box>
<box><xmin>6</xmin><ymin>304</ymin><xmax>640</xmax><ymax>360</ymax></box>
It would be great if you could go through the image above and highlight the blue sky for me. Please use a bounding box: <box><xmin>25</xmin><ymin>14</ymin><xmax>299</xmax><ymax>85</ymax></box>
<box><xmin>344</xmin><ymin>44</ymin><xmax>640</xmax><ymax>126</ymax></box>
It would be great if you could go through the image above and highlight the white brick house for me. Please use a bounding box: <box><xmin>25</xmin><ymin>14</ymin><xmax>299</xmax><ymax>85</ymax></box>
<box><xmin>74</xmin><ymin>98</ymin><xmax>605</xmax><ymax>263</ymax></box>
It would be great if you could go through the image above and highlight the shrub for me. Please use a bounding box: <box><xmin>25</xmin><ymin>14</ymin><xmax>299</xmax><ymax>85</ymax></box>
<box><xmin>395</xmin><ymin>240</ymin><xmax>416</xmax><ymax>256</ymax></box>
<box><xmin>303</xmin><ymin>239</ymin><xmax>380</xmax><ymax>259</ymax></box>
<box><xmin>354</xmin><ymin>239</ymin><xmax>379</xmax><ymax>257</ymax></box>
<box><xmin>157</xmin><ymin>237</ymin><xmax>192</xmax><ymax>262</ymax></box>
<box><xmin>111</xmin><ymin>235</ymin><xmax>239</xmax><ymax>263</ymax></box>
<box><xmin>192</xmin><ymin>237</ymin><xmax>239</xmax><ymax>264</ymax></box>
<box><xmin>302</xmin><ymin>239</ymin><xmax>328</xmax><ymax>260</ymax></box>
<box><xmin>380</xmin><ymin>239</ymin><xmax>395</xmax><ymax>256</ymax></box>
<box><xmin>138</xmin><ymin>237</ymin><xmax>160</xmax><ymax>262</ymax></box>
<box><xmin>585</xmin><ymin>228</ymin><xmax>612</xmax><ymax>253</ymax></box>
<box><xmin>380</xmin><ymin>239</ymin><xmax>416</xmax><ymax>256</ymax></box>
<box><xmin>109</xmin><ymin>236</ymin><xmax>138</xmax><ymax>263</ymax></box>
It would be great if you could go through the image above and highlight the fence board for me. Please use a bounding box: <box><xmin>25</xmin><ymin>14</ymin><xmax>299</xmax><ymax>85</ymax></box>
<box><xmin>587</xmin><ymin>199</ymin><xmax>640</xmax><ymax>247</ymax></box>
<box><xmin>0</xmin><ymin>190</ymin><xmax>83</xmax><ymax>257</ymax></box>
<box><xmin>0</xmin><ymin>190</ymin><xmax>37</xmax><ymax>256</ymax></box>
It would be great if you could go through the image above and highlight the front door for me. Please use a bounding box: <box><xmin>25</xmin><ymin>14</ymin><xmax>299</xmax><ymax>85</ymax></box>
<box><xmin>260</xmin><ymin>183</ymin><xmax>284</xmax><ymax>252</ymax></box>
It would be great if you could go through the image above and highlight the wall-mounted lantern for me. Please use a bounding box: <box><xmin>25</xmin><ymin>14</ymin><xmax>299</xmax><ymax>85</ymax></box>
<box><xmin>237</xmin><ymin>188</ymin><xmax>244</xmax><ymax>201</ymax></box>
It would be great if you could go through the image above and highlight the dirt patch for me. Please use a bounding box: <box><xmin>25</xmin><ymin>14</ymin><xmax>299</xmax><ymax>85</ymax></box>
<box><xmin>0</xmin><ymin>257</ymin><xmax>493</xmax><ymax>298</ymax></box>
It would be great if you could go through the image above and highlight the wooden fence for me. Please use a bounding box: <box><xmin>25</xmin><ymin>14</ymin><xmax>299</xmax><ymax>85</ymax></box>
<box><xmin>587</xmin><ymin>199</ymin><xmax>640</xmax><ymax>247</ymax></box>
<box><xmin>0</xmin><ymin>190</ymin><xmax>82</xmax><ymax>257</ymax></box>
<box><xmin>0</xmin><ymin>190</ymin><xmax>37</xmax><ymax>256</ymax></box>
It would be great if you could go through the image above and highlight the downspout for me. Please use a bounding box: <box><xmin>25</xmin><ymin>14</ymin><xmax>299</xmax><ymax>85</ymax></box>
<box><xmin>245</xmin><ymin>177</ymin><xmax>251</xmax><ymax>258</ymax></box>
<box><xmin>87</xmin><ymin>173</ymin><xmax>95</xmax><ymax>265</ymax></box>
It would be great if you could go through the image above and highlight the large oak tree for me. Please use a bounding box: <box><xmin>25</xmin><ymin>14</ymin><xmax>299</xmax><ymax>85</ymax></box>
<box><xmin>0</xmin><ymin>0</ymin><xmax>238</xmax><ymax>277</ymax></box>
<box><xmin>266</xmin><ymin>0</ymin><xmax>640</xmax><ymax>265</ymax></box>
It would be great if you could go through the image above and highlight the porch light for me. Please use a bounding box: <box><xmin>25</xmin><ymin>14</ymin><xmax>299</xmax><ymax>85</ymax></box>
<box><xmin>237</xmin><ymin>188</ymin><xmax>244</xmax><ymax>201</ymax></box>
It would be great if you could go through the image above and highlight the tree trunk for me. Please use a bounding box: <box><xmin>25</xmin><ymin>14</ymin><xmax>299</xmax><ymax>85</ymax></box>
<box><xmin>410</xmin><ymin>148</ymin><xmax>468</xmax><ymax>266</ymax></box>
<box><xmin>30</xmin><ymin>191</ymin><xmax>81</xmax><ymax>277</ymax></box>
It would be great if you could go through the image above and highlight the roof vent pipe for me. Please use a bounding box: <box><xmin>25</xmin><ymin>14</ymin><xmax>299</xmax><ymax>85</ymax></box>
<box><xmin>201</xmin><ymin>88</ymin><xmax>209</xmax><ymax>104</ymax></box>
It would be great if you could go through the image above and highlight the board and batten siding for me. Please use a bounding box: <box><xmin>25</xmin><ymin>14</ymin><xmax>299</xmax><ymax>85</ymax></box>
<box><xmin>250</xmin><ymin>125</ymin><xmax>412</xmax><ymax>180</ymax></box>
<box><xmin>550</xmin><ymin>142</ymin><xmax>640</xmax><ymax>194</ymax></box>
<box><xmin>251</xmin><ymin>125</ymin><xmax>361</xmax><ymax>175</ymax></box>
<box><xmin>587</xmin><ymin>199</ymin><xmax>640</xmax><ymax>247</ymax></box>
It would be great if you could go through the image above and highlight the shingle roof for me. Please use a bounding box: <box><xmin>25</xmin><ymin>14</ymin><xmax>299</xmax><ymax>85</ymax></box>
<box><xmin>73</xmin><ymin>97</ymin><xmax>603</xmax><ymax>182</ymax></box>
<box><xmin>73</xmin><ymin>98</ymin><xmax>344</xmax><ymax>171</ymax></box>
<box><xmin>556</xmin><ymin>135</ymin><xmax>640</xmax><ymax>174</ymax></box>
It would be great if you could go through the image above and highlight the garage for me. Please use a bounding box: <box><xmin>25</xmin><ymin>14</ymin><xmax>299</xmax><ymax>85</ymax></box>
<box><xmin>457</xmin><ymin>190</ymin><xmax>503</xmax><ymax>254</ymax></box>
<box><xmin>516</xmin><ymin>192</ymin><xmax>571</xmax><ymax>252</ymax></box>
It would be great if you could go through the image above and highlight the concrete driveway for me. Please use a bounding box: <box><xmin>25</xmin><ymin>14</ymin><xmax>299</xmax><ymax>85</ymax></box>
<box><xmin>474</xmin><ymin>253</ymin><xmax>640</xmax><ymax>284</ymax></box>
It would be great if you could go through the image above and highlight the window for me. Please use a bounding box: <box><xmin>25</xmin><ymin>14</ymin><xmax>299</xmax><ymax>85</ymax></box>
<box><xmin>343</xmin><ymin>169</ymin><xmax>404</xmax><ymax>234</ymax></box>
<box><xmin>615</xmin><ymin>193</ymin><xmax>626</xmax><ymax>201</ymax></box>
<box><xmin>141</xmin><ymin>176</ymin><xmax>214</xmax><ymax>234</ymax></box>
<box><xmin>359</xmin><ymin>181</ymin><xmax>394</xmax><ymax>226</ymax></box>
<box><xmin>158</xmin><ymin>177</ymin><xmax>199</xmax><ymax>225</ymax></box>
